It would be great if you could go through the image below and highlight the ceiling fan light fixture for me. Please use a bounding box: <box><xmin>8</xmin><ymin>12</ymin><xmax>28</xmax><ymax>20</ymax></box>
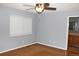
<box><xmin>35</xmin><ymin>3</ymin><xmax>44</xmax><ymax>14</ymax></box>
<box><xmin>25</xmin><ymin>3</ymin><xmax>56</xmax><ymax>14</ymax></box>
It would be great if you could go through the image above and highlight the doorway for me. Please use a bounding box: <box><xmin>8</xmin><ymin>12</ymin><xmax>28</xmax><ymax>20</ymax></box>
<box><xmin>67</xmin><ymin>16</ymin><xmax>79</xmax><ymax>53</ymax></box>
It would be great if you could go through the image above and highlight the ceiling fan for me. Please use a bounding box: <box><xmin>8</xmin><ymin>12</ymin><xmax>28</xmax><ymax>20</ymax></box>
<box><xmin>24</xmin><ymin>3</ymin><xmax>56</xmax><ymax>14</ymax></box>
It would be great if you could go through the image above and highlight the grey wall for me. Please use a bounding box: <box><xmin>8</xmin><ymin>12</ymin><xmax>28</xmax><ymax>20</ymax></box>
<box><xmin>0</xmin><ymin>6</ymin><xmax>36</xmax><ymax>51</ymax></box>
<box><xmin>37</xmin><ymin>11</ymin><xmax>79</xmax><ymax>50</ymax></box>
<box><xmin>1</xmin><ymin>5</ymin><xmax>79</xmax><ymax>51</ymax></box>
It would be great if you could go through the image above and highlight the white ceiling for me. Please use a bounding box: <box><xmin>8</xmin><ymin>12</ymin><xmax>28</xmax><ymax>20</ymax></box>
<box><xmin>1</xmin><ymin>3</ymin><xmax>79</xmax><ymax>13</ymax></box>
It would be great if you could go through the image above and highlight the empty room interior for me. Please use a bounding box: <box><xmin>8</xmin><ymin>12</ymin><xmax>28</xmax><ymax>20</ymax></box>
<box><xmin>0</xmin><ymin>3</ymin><xmax>79</xmax><ymax>56</ymax></box>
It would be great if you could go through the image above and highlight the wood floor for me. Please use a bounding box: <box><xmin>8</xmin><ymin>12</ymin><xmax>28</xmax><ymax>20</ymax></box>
<box><xmin>0</xmin><ymin>43</ymin><xmax>79</xmax><ymax>56</ymax></box>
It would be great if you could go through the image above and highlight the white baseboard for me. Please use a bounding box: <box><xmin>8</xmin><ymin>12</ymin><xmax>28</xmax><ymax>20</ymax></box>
<box><xmin>36</xmin><ymin>42</ymin><xmax>67</xmax><ymax>50</ymax></box>
<box><xmin>0</xmin><ymin>42</ymin><xmax>67</xmax><ymax>54</ymax></box>
<box><xmin>0</xmin><ymin>42</ymin><xmax>36</xmax><ymax>54</ymax></box>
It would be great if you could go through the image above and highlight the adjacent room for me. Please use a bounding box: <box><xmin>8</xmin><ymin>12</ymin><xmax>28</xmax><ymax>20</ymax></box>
<box><xmin>0</xmin><ymin>3</ymin><xmax>79</xmax><ymax>56</ymax></box>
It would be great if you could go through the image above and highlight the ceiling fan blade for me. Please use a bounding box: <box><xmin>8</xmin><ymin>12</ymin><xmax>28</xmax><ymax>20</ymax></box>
<box><xmin>25</xmin><ymin>8</ymin><xmax>34</xmax><ymax>10</ymax></box>
<box><xmin>44</xmin><ymin>3</ymin><xmax>50</xmax><ymax>7</ymax></box>
<box><xmin>45</xmin><ymin>7</ymin><xmax>56</xmax><ymax>10</ymax></box>
<box><xmin>24</xmin><ymin>4</ymin><xmax>34</xmax><ymax>7</ymax></box>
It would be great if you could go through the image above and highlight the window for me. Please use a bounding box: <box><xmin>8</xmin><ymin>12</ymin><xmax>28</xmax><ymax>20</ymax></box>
<box><xmin>10</xmin><ymin>14</ymin><xmax>32</xmax><ymax>37</ymax></box>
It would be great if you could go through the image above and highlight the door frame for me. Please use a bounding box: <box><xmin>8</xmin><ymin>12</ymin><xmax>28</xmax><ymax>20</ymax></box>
<box><xmin>66</xmin><ymin>16</ymin><xmax>79</xmax><ymax>50</ymax></box>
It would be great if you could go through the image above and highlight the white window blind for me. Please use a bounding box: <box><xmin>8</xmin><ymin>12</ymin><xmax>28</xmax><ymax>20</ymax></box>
<box><xmin>10</xmin><ymin>15</ymin><xmax>32</xmax><ymax>37</ymax></box>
